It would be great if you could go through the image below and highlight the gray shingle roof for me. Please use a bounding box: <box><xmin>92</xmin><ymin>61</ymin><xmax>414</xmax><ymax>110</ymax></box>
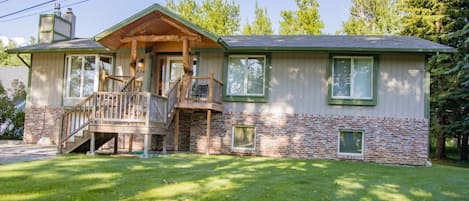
<box><xmin>6</xmin><ymin>38</ymin><xmax>110</xmax><ymax>53</ymax></box>
<box><xmin>221</xmin><ymin>35</ymin><xmax>455</xmax><ymax>53</ymax></box>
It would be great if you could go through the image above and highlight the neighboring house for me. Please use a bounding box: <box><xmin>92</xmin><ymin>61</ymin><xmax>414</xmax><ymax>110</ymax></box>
<box><xmin>7</xmin><ymin>4</ymin><xmax>455</xmax><ymax>165</ymax></box>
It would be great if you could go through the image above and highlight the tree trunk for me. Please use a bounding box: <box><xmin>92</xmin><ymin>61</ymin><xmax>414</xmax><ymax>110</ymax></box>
<box><xmin>435</xmin><ymin>131</ymin><xmax>446</xmax><ymax>159</ymax></box>
<box><xmin>460</xmin><ymin>134</ymin><xmax>468</xmax><ymax>161</ymax></box>
<box><xmin>455</xmin><ymin>136</ymin><xmax>461</xmax><ymax>149</ymax></box>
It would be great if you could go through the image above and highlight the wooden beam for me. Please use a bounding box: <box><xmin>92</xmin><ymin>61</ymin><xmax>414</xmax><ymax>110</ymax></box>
<box><xmin>206</xmin><ymin>110</ymin><xmax>211</xmax><ymax>155</ymax></box>
<box><xmin>159</xmin><ymin>15</ymin><xmax>199</xmax><ymax>37</ymax></box>
<box><xmin>121</xmin><ymin>35</ymin><xmax>200</xmax><ymax>43</ymax></box>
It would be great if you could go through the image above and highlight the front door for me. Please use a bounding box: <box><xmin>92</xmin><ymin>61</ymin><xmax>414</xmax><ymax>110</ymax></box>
<box><xmin>163</xmin><ymin>56</ymin><xmax>184</xmax><ymax>94</ymax></box>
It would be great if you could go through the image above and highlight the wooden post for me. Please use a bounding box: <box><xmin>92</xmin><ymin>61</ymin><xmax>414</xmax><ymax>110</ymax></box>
<box><xmin>128</xmin><ymin>134</ymin><xmax>133</xmax><ymax>153</ymax></box>
<box><xmin>113</xmin><ymin>134</ymin><xmax>118</xmax><ymax>154</ymax></box>
<box><xmin>206</xmin><ymin>110</ymin><xmax>211</xmax><ymax>155</ymax></box>
<box><xmin>174</xmin><ymin>110</ymin><xmax>180</xmax><ymax>152</ymax></box>
<box><xmin>130</xmin><ymin>39</ymin><xmax>137</xmax><ymax>77</ymax></box>
<box><xmin>143</xmin><ymin>134</ymin><xmax>150</xmax><ymax>158</ymax></box>
<box><xmin>208</xmin><ymin>70</ymin><xmax>214</xmax><ymax>103</ymax></box>
<box><xmin>162</xmin><ymin>135</ymin><xmax>167</xmax><ymax>154</ymax></box>
<box><xmin>90</xmin><ymin>132</ymin><xmax>95</xmax><ymax>155</ymax></box>
<box><xmin>179</xmin><ymin>39</ymin><xmax>192</xmax><ymax>102</ymax></box>
<box><xmin>57</xmin><ymin>115</ymin><xmax>64</xmax><ymax>154</ymax></box>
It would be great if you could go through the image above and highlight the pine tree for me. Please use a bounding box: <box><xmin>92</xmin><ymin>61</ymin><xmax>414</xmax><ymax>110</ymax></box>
<box><xmin>342</xmin><ymin>0</ymin><xmax>402</xmax><ymax>35</ymax></box>
<box><xmin>279</xmin><ymin>0</ymin><xmax>323</xmax><ymax>35</ymax></box>
<box><xmin>242</xmin><ymin>1</ymin><xmax>273</xmax><ymax>35</ymax></box>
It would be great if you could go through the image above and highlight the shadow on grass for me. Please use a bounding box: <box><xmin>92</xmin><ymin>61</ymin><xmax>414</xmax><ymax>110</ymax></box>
<box><xmin>0</xmin><ymin>154</ymin><xmax>468</xmax><ymax>201</ymax></box>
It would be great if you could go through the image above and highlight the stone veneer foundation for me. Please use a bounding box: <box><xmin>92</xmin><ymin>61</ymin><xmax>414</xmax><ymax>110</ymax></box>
<box><xmin>23</xmin><ymin>106</ymin><xmax>64</xmax><ymax>144</ymax></box>
<box><xmin>187</xmin><ymin>112</ymin><xmax>429</xmax><ymax>166</ymax></box>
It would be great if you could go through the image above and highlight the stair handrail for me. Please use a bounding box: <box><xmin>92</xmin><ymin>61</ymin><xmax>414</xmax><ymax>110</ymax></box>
<box><xmin>121</xmin><ymin>76</ymin><xmax>136</xmax><ymax>92</ymax></box>
<box><xmin>57</xmin><ymin>93</ymin><xmax>96</xmax><ymax>153</ymax></box>
<box><xmin>164</xmin><ymin>78</ymin><xmax>181</xmax><ymax>128</ymax></box>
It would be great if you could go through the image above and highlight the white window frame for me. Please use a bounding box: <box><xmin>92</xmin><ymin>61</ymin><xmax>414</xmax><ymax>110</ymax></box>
<box><xmin>337</xmin><ymin>130</ymin><xmax>365</xmax><ymax>156</ymax></box>
<box><xmin>226</xmin><ymin>55</ymin><xmax>266</xmax><ymax>97</ymax></box>
<box><xmin>331</xmin><ymin>56</ymin><xmax>374</xmax><ymax>100</ymax></box>
<box><xmin>65</xmin><ymin>54</ymin><xmax>114</xmax><ymax>99</ymax></box>
<box><xmin>231</xmin><ymin>125</ymin><xmax>257</xmax><ymax>150</ymax></box>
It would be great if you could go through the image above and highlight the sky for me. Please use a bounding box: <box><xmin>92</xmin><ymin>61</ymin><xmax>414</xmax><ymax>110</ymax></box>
<box><xmin>0</xmin><ymin>0</ymin><xmax>352</xmax><ymax>45</ymax></box>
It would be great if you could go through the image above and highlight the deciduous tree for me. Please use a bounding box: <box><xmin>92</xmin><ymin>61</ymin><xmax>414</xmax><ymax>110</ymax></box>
<box><xmin>242</xmin><ymin>1</ymin><xmax>273</xmax><ymax>35</ymax></box>
<box><xmin>166</xmin><ymin>0</ymin><xmax>240</xmax><ymax>35</ymax></box>
<box><xmin>342</xmin><ymin>0</ymin><xmax>402</xmax><ymax>35</ymax></box>
<box><xmin>279</xmin><ymin>0</ymin><xmax>323</xmax><ymax>35</ymax></box>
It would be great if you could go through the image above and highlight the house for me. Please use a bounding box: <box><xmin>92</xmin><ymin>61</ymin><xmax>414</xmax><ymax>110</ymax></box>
<box><xmin>7</xmin><ymin>4</ymin><xmax>455</xmax><ymax>165</ymax></box>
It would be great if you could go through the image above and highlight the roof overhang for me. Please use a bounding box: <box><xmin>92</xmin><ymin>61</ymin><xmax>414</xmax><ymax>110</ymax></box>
<box><xmin>6</xmin><ymin>38</ymin><xmax>112</xmax><ymax>54</ymax></box>
<box><xmin>93</xmin><ymin>3</ymin><xmax>221</xmax><ymax>51</ymax></box>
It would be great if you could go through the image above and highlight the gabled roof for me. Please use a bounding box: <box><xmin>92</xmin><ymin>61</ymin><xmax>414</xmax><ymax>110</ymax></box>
<box><xmin>93</xmin><ymin>3</ymin><xmax>219</xmax><ymax>43</ymax></box>
<box><xmin>221</xmin><ymin>35</ymin><xmax>456</xmax><ymax>53</ymax></box>
<box><xmin>6</xmin><ymin>38</ymin><xmax>110</xmax><ymax>53</ymax></box>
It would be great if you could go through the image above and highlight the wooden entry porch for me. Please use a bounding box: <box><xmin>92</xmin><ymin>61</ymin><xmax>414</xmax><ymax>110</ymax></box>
<box><xmin>57</xmin><ymin>74</ymin><xmax>223</xmax><ymax>156</ymax></box>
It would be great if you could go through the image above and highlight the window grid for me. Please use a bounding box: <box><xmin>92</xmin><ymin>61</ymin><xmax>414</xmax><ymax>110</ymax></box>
<box><xmin>65</xmin><ymin>54</ymin><xmax>114</xmax><ymax>99</ymax></box>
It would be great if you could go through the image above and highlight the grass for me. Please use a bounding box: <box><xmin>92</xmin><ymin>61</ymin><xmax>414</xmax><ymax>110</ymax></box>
<box><xmin>0</xmin><ymin>154</ymin><xmax>468</xmax><ymax>201</ymax></box>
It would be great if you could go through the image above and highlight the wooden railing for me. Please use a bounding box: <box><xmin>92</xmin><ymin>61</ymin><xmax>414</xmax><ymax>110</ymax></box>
<box><xmin>106</xmin><ymin>75</ymin><xmax>136</xmax><ymax>92</ymax></box>
<box><xmin>58</xmin><ymin>94</ymin><xmax>96</xmax><ymax>153</ymax></box>
<box><xmin>184</xmin><ymin>74</ymin><xmax>223</xmax><ymax>104</ymax></box>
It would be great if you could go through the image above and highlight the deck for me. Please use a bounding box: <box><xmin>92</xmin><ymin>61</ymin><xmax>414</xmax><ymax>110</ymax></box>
<box><xmin>57</xmin><ymin>75</ymin><xmax>223</xmax><ymax>154</ymax></box>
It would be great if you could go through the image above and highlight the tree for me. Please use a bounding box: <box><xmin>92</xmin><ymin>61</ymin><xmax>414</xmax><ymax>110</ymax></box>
<box><xmin>342</xmin><ymin>0</ymin><xmax>402</xmax><ymax>35</ymax></box>
<box><xmin>279</xmin><ymin>0</ymin><xmax>324</xmax><ymax>35</ymax></box>
<box><xmin>442</xmin><ymin>0</ymin><xmax>469</xmax><ymax>161</ymax></box>
<box><xmin>242</xmin><ymin>1</ymin><xmax>273</xmax><ymax>35</ymax></box>
<box><xmin>400</xmin><ymin>0</ymin><xmax>448</xmax><ymax>41</ymax></box>
<box><xmin>9</xmin><ymin>79</ymin><xmax>26</xmax><ymax>103</ymax></box>
<box><xmin>0</xmin><ymin>82</ymin><xmax>14</xmax><ymax>127</ymax></box>
<box><xmin>166</xmin><ymin>0</ymin><xmax>240</xmax><ymax>35</ymax></box>
<box><xmin>166</xmin><ymin>0</ymin><xmax>201</xmax><ymax>25</ymax></box>
<box><xmin>402</xmin><ymin>0</ymin><xmax>469</xmax><ymax>160</ymax></box>
<box><xmin>0</xmin><ymin>39</ymin><xmax>29</xmax><ymax>66</ymax></box>
<box><xmin>199</xmin><ymin>0</ymin><xmax>240</xmax><ymax>35</ymax></box>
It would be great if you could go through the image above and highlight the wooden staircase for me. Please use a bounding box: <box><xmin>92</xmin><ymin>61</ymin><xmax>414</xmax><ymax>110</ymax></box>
<box><xmin>57</xmin><ymin>77</ymin><xmax>179</xmax><ymax>154</ymax></box>
<box><xmin>57</xmin><ymin>74</ymin><xmax>224</xmax><ymax>155</ymax></box>
<box><xmin>62</xmin><ymin>132</ymin><xmax>116</xmax><ymax>154</ymax></box>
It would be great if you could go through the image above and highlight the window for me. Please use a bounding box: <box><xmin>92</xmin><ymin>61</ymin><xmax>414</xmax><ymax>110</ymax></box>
<box><xmin>224</xmin><ymin>54</ymin><xmax>269</xmax><ymax>102</ymax></box>
<box><xmin>338</xmin><ymin>130</ymin><xmax>364</xmax><ymax>155</ymax></box>
<box><xmin>328</xmin><ymin>55</ymin><xmax>378</xmax><ymax>106</ymax></box>
<box><xmin>65</xmin><ymin>55</ymin><xmax>113</xmax><ymax>98</ymax></box>
<box><xmin>232</xmin><ymin>125</ymin><xmax>256</xmax><ymax>150</ymax></box>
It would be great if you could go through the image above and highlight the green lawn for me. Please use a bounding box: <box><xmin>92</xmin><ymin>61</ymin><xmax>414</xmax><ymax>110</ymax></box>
<box><xmin>0</xmin><ymin>154</ymin><xmax>468</xmax><ymax>201</ymax></box>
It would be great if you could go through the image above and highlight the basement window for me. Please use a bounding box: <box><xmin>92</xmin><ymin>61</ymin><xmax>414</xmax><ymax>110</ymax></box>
<box><xmin>232</xmin><ymin>125</ymin><xmax>256</xmax><ymax>150</ymax></box>
<box><xmin>338</xmin><ymin>130</ymin><xmax>364</xmax><ymax>155</ymax></box>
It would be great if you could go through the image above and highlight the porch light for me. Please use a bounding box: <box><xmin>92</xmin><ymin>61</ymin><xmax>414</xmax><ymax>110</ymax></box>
<box><xmin>137</xmin><ymin>59</ymin><xmax>144</xmax><ymax>73</ymax></box>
